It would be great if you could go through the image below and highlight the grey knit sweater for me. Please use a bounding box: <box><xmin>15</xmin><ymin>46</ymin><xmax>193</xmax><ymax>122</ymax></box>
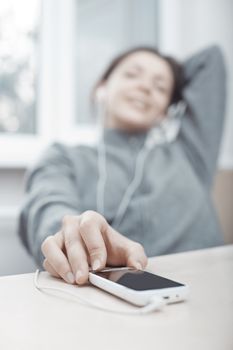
<box><xmin>18</xmin><ymin>46</ymin><xmax>227</xmax><ymax>267</ymax></box>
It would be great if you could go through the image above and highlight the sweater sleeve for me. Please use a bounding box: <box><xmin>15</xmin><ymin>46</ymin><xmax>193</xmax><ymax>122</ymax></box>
<box><xmin>179</xmin><ymin>45</ymin><xmax>227</xmax><ymax>187</ymax></box>
<box><xmin>18</xmin><ymin>143</ymin><xmax>80</xmax><ymax>267</ymax></box>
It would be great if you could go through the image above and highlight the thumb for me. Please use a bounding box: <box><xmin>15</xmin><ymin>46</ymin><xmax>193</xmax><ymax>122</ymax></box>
<box><xmin>126</xmin><ymin>243</ymin><xmax>148</xmax><ymax>270</ymax></box>
<box><xmin>103</xmin><ymin>225</ymin><xmax>148</xmax><ymax>269</ymax></box>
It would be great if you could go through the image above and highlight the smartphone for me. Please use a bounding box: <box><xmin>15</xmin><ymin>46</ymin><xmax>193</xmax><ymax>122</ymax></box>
<box><xmin>89</xmin><ymin>267</ymin><xmax>189</xmax><ymax>306</ymax></box>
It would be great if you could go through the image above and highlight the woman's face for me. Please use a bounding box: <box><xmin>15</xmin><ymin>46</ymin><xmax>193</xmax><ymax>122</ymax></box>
<box><xmin>102</xmin><ymin>51</ymin><xmax>174</xmax><ymax>132</ymax></box>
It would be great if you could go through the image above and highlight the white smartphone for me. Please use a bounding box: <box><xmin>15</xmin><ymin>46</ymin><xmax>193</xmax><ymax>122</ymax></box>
<box><xmin>89</xmin><ymin>267</ymin><xmax>189</xmax><ymax>307</ymax></box>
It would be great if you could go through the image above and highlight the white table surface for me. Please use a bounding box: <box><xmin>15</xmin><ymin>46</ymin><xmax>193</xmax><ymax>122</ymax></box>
<box><xmin>0</xmin><ymin>245</ymin><xmax>232</xmax><ymax>350</ymax></box>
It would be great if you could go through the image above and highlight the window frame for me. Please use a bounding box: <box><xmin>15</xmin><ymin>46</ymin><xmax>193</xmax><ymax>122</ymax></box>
<box><xmin>0</xmin><ymin>0</ymin><xmax>97</xmax><ymax>168</ymax></box>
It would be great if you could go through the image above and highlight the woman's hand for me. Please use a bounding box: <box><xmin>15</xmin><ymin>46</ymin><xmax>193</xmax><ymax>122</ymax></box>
<box><xmin>41</xmin><ymin>210</ymin><xmax>148</xmax><ymax>285</ymax></box>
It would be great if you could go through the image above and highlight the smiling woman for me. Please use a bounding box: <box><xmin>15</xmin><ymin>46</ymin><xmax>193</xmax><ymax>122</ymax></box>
<box><xmin>93</xmin><ymin>47</ymin><xmax>183</xmax><ymax>132</ymax></box>
<box><xmin>18</xmin><ymin>43</ymin><xmax>227</xmax><ymax>286</ymax></box>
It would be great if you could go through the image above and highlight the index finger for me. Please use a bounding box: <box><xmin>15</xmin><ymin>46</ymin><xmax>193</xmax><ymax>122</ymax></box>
<box><xmin>62</xmin><ymin>219</ymin><xmax>89</xmax><ymax>285</ymax></box>
<box><xmin>79</xmin><ymin>215</ymin><xmax>107</xmax><ymax>271</ymax></box>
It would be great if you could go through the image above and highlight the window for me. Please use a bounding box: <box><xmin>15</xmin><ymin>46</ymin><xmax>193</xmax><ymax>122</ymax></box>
<box><xmin>0</xmin><ymin>0</ymin><xmax>40</xmax><ymax>134</ymax></box>
<box><xmin>75</xmin><ymin>0</ymin><xmax>159</xmax><ymax>124</ymax></box>
<box><xmin>0</xmin><ymin>0</ymin><xmax>159</xmax><ymax>168</ymax></box>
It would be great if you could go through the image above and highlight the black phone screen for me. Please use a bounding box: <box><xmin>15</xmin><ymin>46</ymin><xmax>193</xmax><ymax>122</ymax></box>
<box><xmin>94</xmin><ymin>269</ymin><xmax>184</xmax><ymax>291</ymax></box>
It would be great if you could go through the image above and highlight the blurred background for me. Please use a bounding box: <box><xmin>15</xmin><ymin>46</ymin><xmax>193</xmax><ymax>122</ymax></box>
<box><xmin>0</xmin><ymin>0</ymin><xmax>232</xmax><ymax>276</ymax></box>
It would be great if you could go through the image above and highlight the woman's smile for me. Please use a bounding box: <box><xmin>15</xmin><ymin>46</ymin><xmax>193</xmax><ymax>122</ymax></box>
<box><xmin>126</xmin><ymin>96</ymin><xmax>150</xmax><ymax>111</ymax></box>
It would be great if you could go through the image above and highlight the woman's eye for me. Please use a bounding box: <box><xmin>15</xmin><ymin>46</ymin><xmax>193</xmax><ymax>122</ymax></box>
<box><xmin>154</xmin><ymin>84</ymin><xmax>167</xmax><ymax>93</ymax></box>
<box><xmin>124</xmin><ymin>71</ymin><xmax>138</xmax><ymax>78</ymax></box>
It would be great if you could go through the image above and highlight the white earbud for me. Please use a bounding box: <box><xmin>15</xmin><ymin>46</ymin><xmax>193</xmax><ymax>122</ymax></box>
<box><xmin>167</xmin><ymin>101</ymin><xmax>186</xmax><ymax>120</ymax></box>
<box><xmin>95</xmin><ymin>86</ymin><xmax>107</xmax><ymax>104</ymax></box>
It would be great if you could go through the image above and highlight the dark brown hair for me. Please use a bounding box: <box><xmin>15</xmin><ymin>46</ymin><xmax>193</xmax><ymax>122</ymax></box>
<box><xmin>93</xmin><ymin>46</ymin><xmax>184</xmax><ymax>105</ymax></box>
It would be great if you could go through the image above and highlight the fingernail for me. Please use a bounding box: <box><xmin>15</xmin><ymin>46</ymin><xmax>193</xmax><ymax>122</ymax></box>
<box><xmin>66</xmin><ymin>272</ymin><xmax>75</xmax><ymax>284</ymax></box>
<box><xmin>76</xmin><ymin>270</ymin><xmax>84</xmax><ymax>284</ymax></box>
<box><xmin>92</xmin><ymin>259</ymin><xmax>101</xmax><ymax>271</ymax></box>
<box><xmin>135</xmin><ymin>262</ymin><xmax>142</xmax><ymax>270</ymax></box>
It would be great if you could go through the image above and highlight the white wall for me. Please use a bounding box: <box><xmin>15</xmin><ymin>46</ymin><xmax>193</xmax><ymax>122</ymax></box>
<box><xmin>159</xmin><ymin>0</ymin><xmax>233</xmax><ymax>169</ymax></box>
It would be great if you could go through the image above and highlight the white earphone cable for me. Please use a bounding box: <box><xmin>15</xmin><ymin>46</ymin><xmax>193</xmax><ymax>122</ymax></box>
<box><xmin>96</xmin><ymin>96</ymin><xmax>107</xmax><ymax>216</ymax></box>
<box><xmin>96</xmin><ymin>99</ymin><xmax>186</xmax><ymax>228</ymax></box>
<box><xmin>112</xmin><ymin>145</ymin><xmax>149</xmax><ymax>227</ymax></box>
<box><xmin>34</xmin><ymin>270</ymin><xmax>165</xmax><ymax>315</ymax></box>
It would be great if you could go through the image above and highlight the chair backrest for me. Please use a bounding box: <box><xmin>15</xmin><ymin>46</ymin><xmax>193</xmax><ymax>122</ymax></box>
<box><xmin>213</xmin><ymin>170</ymin><xmax>233</xmax><ymax>244</ymax></box>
